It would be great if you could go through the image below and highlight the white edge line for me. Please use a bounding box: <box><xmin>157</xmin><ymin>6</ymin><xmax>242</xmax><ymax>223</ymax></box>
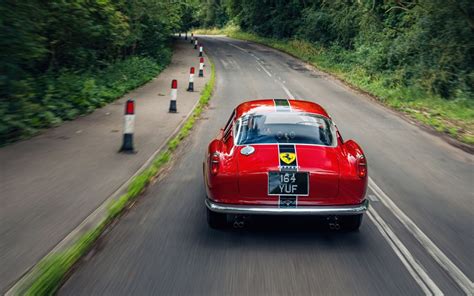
<box><xmin>368</xmin><ymin>208</ymin><xmax>443</xmax><ymax>295</ymax></box>
<box><xmin>369</xmin><ymin>177</ymin><xmax>473</xmax><ymax>295</ymax></box>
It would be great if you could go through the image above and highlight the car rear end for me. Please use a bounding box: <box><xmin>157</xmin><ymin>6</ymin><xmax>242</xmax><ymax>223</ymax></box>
<box><xmin>205</xmin><ymin>102</ymin><xmax>368</xmax><ymax>230</ymax></box>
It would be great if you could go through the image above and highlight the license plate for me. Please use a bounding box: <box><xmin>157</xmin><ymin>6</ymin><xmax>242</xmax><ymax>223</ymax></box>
<box><xmin>268</xmin><ymin>171</ymin><xmax>309</xmax><ymax>196</ymax></box>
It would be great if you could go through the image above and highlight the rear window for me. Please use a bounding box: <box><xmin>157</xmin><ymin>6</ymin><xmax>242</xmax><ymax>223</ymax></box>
<box><xmin>235</xmin><ymin>112</ymin><xmax>336</xmax><ymax>146</ymax></box>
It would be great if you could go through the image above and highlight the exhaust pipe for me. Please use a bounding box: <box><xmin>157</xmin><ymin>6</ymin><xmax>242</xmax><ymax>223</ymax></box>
<box><xmin>233</xmin><ymin>221</ymin><xmax>245</xmax><ymax>229</ymax></box>
<box><xmin>327</xmin><ymin>216</ymin><xmax>340</xmax><ymax>230</ymax></box>
<box><xmin>233</xmin><ymin>216</ymin><xmax>246</xmax><ymax>229</ymax></box>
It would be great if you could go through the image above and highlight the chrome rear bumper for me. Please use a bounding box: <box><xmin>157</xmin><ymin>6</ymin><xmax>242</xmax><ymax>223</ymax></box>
<box><xmin>205</xmin><ymin>199</ymin><xmax>369</xmax><ymax>215</ymax></box>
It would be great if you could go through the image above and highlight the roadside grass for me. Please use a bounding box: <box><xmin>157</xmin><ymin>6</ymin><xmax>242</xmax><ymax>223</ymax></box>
<box><xmin>25</xmin><ymin>226</ymin><xmax>104</xmax><ymax>296</ymax></box>
<box><xmin>21</xmin><ymin>59</ymin><xmax>216</xmax><ymax>296</ymax></box>
<box><xmin>194</xmin><ymin>26</ymin><xmax>473</xmax><ymax>145</ymax></box>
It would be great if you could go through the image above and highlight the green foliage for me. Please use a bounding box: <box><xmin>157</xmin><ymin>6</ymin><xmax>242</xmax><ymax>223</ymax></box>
<box><xmin>197</xmin><ymin>0</ymin><xmax>229</xmax><ymax>28</ymax></box>
<box><xmin>196</xmin><ymin>0</ymin><xmax>474</xmax><ymax>144</ymax></box>
<box><xmin>199</xmin><ymin>0</ymin><xmax>474</xmax><ymax>101</ymax></box>
<box><xmin>196</xmin><ymin>25</ymin><xmax>473</xmax><ymax>144</ymax></box>
<box><xmin>0</xmin><ymin>56</ymin><xmax>167</xmax><ymax>145</ymax></box>
<box><xmin>0</xmin><ymin>0</ymin><xmax>188</xmax><ymax>145</ymax></box>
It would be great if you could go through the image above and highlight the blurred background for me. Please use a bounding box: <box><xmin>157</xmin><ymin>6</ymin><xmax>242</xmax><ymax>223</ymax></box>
<box><xmin>1</xmin><ymin>0</ymin><xmax>472</xmax><ymax>146</ymax></box>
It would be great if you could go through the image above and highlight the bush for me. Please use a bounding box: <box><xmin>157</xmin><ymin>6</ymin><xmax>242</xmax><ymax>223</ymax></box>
<box><xmin>0</xmin><ymin>56</ymin><xmax>169</xmax><ymax>145</ymax></box>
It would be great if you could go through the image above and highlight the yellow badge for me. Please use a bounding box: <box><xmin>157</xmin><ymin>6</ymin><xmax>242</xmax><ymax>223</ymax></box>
<box><xmin>280</xmin><ymin>152</ymin><xmax>296</xmax><ymax>165</ymax></box>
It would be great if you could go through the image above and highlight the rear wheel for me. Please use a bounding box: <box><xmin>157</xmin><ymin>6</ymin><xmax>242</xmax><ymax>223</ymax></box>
<box><xmin>341</xmin><ymin>214</ymin><xmax>363</xmax><ymax>231</ymax></box>
<box><xmin>207</xmin><ymin>208</ymin><xmax>227</xmax><ymax>229</ymax></box>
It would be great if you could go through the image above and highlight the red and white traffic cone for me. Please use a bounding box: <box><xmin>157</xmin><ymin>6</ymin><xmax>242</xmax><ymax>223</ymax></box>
<box><xmin>187</xmin><ymin>67</ymin><xmax>195</xmax><ymax>92</ymax></box>
<box><xmin>199</xmin><ymin>57</ymin><xmax>204</xmax><ymax>77</ymax></box>
<box><xmin>190</xmin><ymin>33</ymin><xmax>194</xmax><ymax>44</ymax></box>
<box><xmin>185</xmin><ymin>32</ymin><xmax>187</xmax><ymax>40</ymax></box>
<box><xmin>119</xmin><ymin>99</ymin><xmax>136</xmax><ymax>153</ymax></box>
<box><xmin>199</xmin><ymin>46</ymin><xmax>203</xmax><ymax>57</ymax></box>
<box><xmin>169</xmin><ymin>79</ymin><xmax>178</xmax><ymax>113</ymax></box>
<box><xmin>194</xmin><ymin>39</ymin><xmax>198</xmax><ymax>49</ymax></box>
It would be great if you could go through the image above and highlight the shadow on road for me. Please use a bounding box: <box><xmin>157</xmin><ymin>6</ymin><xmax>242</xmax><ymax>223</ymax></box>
<box><xmin>200</xmin><ymin>214</ymin><xmax>366</xmax><ymax>250</ymax></box>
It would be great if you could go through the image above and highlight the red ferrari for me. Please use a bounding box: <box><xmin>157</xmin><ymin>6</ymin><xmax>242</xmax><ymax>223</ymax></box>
<box><xmin>203</xmin><ymin>99</ymin><xmax>368</xmax><ymax>230</ymax></box>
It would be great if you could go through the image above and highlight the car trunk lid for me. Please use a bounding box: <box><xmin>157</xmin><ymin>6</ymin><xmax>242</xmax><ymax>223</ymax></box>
<box><xmin>236</xmin><ymin>144</ymin><xmax>340</xmax><ymax>201</ymax></box>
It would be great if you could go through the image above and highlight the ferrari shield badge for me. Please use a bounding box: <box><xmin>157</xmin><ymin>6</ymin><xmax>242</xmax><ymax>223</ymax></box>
<box><xmin>280</xmin><ymin>152</ymin><xmax>296</xmax><ymax>165</ymax></box>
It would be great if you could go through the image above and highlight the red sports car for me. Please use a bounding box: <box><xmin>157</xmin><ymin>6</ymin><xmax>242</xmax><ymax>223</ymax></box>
<box><xmin>203</xmin><ymin>99</ymin><xmax>368</xmax><ymax>230</ymax></box>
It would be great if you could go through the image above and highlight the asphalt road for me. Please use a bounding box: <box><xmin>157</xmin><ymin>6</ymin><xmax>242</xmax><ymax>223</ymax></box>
<box><xmin>60</xmin><ymin>36</ymin><xmax>473</xmax><ymax>295</ymax></box>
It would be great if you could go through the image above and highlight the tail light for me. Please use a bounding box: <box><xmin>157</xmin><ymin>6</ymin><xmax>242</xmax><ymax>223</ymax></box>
<box><xmin>357</xmin><ymin>155</ymin><xmax>367</xmax><ymax>178</ymax></box>
<box><xmin>211</xmin><ymin>152</ymin><xmax>220</xmax><ymax>175</ymax></box>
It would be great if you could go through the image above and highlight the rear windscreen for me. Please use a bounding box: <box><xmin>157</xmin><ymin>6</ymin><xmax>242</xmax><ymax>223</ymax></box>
<box><xmin>235</xmin><ymin>112</ymin><xmax>336</xmax><ymax>146</ymax></box>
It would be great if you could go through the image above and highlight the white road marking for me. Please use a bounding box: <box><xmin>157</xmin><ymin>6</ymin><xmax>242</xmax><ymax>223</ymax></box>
<box><xmin>257</xmin><ymin>62</ymin><xmax>272</xmax><ymax>77</ymax></box>
<box><xmin>229</xmin><ymin>41</ymin><xmax>295</xmax><ymax>100</ymax></box>
<box><xmin>249</xmin><ymin>52</ymin><xmax>261</xmax><ymax>61</ymax></box>
<box><xmin>368</xmin><ymin>194</ymin><xmax>379</xmax><ymax>202</ymax></box>
<box><xmin>368</xmin><ymin>208</ymin><xmax>443</xmax><ymax>295</ymax></box>
<box><xmin>228</xmin><ymin>43</ymin><xmax>247</xmax><ymax>52</ymax></box>
<box><xmin>220</xmin><ymin>58</ymin><xmax>229</xmax><ymax>68</ymax></box>
<box><xmin>280</xmin><ymin>83</ymin><xmax>295</xmax><ymax>100</ymax></box>
<box><xmin>369</xmin><ymin>177</ymin><xmax>474</xmax><ymax>295</ymax></box>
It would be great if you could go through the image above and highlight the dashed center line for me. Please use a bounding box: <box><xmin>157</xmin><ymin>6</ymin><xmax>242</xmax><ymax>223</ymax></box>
<box><xmin>228</xmin><ymin>43</ymin><xmax>247</xmax><ymax>52</ymax></box>
<box><xmin>257</xmin><ymin>62</ymin><xmax>272</xmax><ymax>77</ymax></box>
<box><xmin>229</xmin><ymin>41</ymin><xmax>295</xmax><ymax>100</ymax></box>
<box><xmin>279</xmin><ymin>83</ymin><xmax>295</xmax><ymax>100</ymax></box>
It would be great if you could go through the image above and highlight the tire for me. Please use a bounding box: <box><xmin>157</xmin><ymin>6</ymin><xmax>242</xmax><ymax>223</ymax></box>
<box><xmin>342</xmin><ymin>214</ymin><xmax>363</xmax><ymax>231</ymax></box>
<box><xmin>207</xmin><ymin>207</ymin><xmax>227</xmax><ymax>229</ymax></box>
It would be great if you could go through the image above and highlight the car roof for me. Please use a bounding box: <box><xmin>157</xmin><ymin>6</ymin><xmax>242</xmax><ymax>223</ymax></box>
<box><xmin>235</xmin><ymin>99</ymin><xmax>330</xmax><ymax>119</ymax></box>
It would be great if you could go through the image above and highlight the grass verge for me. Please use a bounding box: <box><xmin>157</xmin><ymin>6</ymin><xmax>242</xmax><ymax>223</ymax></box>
<box><xmin>19</xmin><ymin>59</ymin><xmax>216</xmax><ymax>296</ymax></box>
<box><xmin>194</xmin><ymin>26</ymin><xmax>473</xmax><ymax>146</ymax></box>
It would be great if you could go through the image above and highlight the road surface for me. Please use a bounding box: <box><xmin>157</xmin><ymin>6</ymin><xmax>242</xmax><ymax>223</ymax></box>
<box><xmin>60</xmin><ymin>36</ymin><xmax>473</xmax><ymax>295</ymax></box>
